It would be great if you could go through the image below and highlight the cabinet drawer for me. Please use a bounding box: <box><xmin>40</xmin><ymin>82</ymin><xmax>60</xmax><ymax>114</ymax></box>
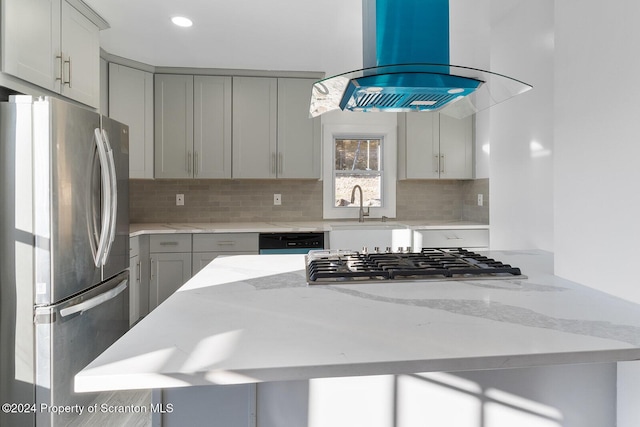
<box><xmin>414</xmin><ymin>229</ymin><xmax>489</xmax><ymax>249</ymax></box>
<box><xmin>193</xmin><ymin>233</ymin><xmax>259</xmax><ymax>253</ymax></box>
<box><xmin>149</xmin><ymin>234</ymin><xmax>192</xmax><ymax>253</ymax></box>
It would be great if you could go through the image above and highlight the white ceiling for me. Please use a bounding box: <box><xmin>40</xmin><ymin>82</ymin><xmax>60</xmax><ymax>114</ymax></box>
<box><xmin>83</xmin><ymin>0</ymin><xmax>364</xmax><ymax>76</ymax></box>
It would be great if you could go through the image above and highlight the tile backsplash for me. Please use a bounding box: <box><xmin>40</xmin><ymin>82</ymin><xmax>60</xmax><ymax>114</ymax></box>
<box><xmin>129</xmin><ymin>178</ymin><xmax>489</xmax><ymax>224</ymax></box>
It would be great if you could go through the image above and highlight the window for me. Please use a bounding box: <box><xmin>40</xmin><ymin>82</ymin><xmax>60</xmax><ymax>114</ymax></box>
<box><xmin>334</xmin><ymin>138</ymin><xmax>382</xmax><ymax>208</ymax></box>
<box><xmin>322</xmin><ymin>122</ymin><xmax>396</xmax><ymax>219</ymax></box>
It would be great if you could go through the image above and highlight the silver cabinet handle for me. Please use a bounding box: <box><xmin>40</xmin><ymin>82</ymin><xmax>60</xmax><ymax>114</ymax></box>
<box><xmin>271</xmin><ymin>152</ymin><xmax>276</xmax><ymax>175</ymax></box>
<box><xmin>55</xmin><ymin>54</ymin><xmax>64</xmax><ymax>84</ymax></box>
<box><xmin>278</xmin><ymin>152</ymin><xmax>283</xmax><ymax>175</ymax></box>
<box><xmin>64</xmin><ymin>56</ymin><xmax>72</xmax><ymax>87</ymax></box>
<box><xmin>434</xmin><ymin>155</ymin><xmax>440</xmax><ymax>173</ymax></box>
<box><xmin>440</xmin><ymin>154</ymin><xmax>445</xmax><ymax>174</ymax></box>
<box><xmin>159</xmin><ymin>241</ymin><xmax>179</xmax><ymax>246</ymax></box>
<box><xmin>187</xmin><ymin>150</ymin><xmax>192</xmax><ymax>174</ymax></box>
<box><xmin>216</xmin><ymin>241</ymin><xmax>237</xmax><ymax>246</ymax></box>
<box><xmin>194</xmin><ymin>151</ymin><xmax>199</xmax><ymax>177</ymax></box>
<box><xmin>136</xmin><ymin>260</ymin><xmax>141</xmax><ymax>281</ymax></box>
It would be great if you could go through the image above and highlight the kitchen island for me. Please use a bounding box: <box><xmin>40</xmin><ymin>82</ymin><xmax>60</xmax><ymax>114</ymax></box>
<box><xmin>76</xmin><ymin>250</ymin><xmax>640</xmax><ymax>391</ymax></box>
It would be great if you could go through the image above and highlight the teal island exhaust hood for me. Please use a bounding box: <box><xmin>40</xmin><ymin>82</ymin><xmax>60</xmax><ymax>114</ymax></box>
<box><xmin>310</xmin><ymin>0</ymin><xmax>532</xmax><ymax>118</ymax></box>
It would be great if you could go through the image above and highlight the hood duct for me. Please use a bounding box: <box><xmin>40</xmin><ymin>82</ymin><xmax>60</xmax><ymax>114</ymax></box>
<box><xmin>310</xmin><ymin>0</ymin><xmax>532</xmax><ymax>118</ymax></box>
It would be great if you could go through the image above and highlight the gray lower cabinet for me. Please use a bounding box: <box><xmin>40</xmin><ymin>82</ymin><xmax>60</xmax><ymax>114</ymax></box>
<box><xmin>192</xmin><ymin>233</ymin><xmax>259</xmax><ymax>275</ymax></box>
<box><xmin>142</xmin><ymin>233</ymin><xmax>259</xmax><ymax>312</ymax></box>
<box><xmin>129</xmin><ymin>253</ymin><xmax>140</xmax><ymax>326</ymax></box>
<box><xmin>413</xmin><ymin>228</ymin><xmax>489</xmax><ymax>249</ymax></box>
<box><xmin>160</xmin><ymin>385</ymin><xmax>256</xmax><ymax>427</ymax></box>
<box><xmin>129</xmin><ymin>235</ymin><xmax>150</xmax><ymax>326</ymax></box>
<box><xmin>149</xmin><ymin>234</ymin><xmax>192</xmax><ymax>310</ymax></box>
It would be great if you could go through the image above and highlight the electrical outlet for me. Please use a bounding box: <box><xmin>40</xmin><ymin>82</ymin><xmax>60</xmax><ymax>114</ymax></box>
<box><xmin>274</xmin><ymin>194</ymin><xmax>282</xmax><ymax>206</ymax></box>
<box><xmin>477</xmin><ymin>194</ymin><xmax>483</xmax><ymax>206</ymax></box>
<box><xmin>176</xmin><ymin>194</ymin><xmax>184</xmax><ymax>206</ymax></box>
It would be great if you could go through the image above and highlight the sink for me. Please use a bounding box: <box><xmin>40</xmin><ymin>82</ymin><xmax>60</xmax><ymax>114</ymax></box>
<box><xmin>328</xmin><ymin>222</ymin><xmax>412</xmax><ymax>252</ymax></box>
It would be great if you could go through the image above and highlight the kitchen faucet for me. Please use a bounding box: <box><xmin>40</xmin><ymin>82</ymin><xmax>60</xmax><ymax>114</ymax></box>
<box><xmin>350</xmin><ymin>185</ymin><xmax>370</xmax><ymax>222</ymax></box>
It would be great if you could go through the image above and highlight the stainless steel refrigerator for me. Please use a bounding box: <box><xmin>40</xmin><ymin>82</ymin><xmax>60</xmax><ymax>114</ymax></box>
<box><xmin>0</xmin><ymin>96</ymin><xmax>139</xmax><ymax>426</ymax></box>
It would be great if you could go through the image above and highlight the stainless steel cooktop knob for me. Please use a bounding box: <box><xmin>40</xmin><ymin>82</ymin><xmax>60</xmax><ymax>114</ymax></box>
<box><xmin>385</xmin><ymin>247</ymin><xmax>392</xmax><ymax>253</ymax></box>
<box><xmin>374</xmin><ymin>247</ymin><xmax>380</xmax><ymax>253</ymax></box>
<box><xmin>361</xmin><ymin>246</ymin><xmax>368</xmax><ymax>254</ymax></box>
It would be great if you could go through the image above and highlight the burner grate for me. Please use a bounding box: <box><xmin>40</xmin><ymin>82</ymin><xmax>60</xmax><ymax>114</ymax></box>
<box><xmin>306</xmin><ymin>248</ymin><xmax>523</xmax><ymax>284</ymax></box>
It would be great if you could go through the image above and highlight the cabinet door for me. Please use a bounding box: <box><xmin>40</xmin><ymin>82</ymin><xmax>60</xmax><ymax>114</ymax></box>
<box><xmin>60</xmin><ymin>0</ymin><xmax>100</xmax><ymax>107</ymax></box>
<box><xmin>192</xmin><ymin>252</ymin><xmax>218</xmax><ymax>276</ymax></box>
<box><xmin>192</xmin><ymin>251</ymin><xmax>258</xmax><ymax>276</ymax></box>
<box><xmin>439</xmin><ymin>114</ymin><xmax>473</xmax><ymax>179</ymax></box>
<box><xmin>1</xmin><ymin>0</ymin><xmax>61</xmax><ymax>92</ymax></box>
<box><xmin>403</xmin><ymin>113</ymin><xmax>440</xmax><ymax>179</ymax></box>
<box><xmin>129</xmin><ymin>254</ymin><xmax>141</xmax><ymax>326</ymax></box>
<box><xmin>150</xmin><ymin>252</ymin><xmax>192</xmax><ymax>310</ymax></box>
<box><xmin>232</xmin><ymin>77</ymin><xmax>277</xmax><ymax>178</ymax></box>
<box><xmin>155</xmin><ymin>74</ymin><xmax>194</xmax><ymax>178</ymax></box>
<box><xmin>194</xmin><ymin>76</ymin><xmax>232</xmax><ymax>178</ymax></box>
<box><xmin>110</xmin><ymin>64</ymin><xmax>154</xmax><ymax>178</ymax></box>
<box><xmin>277</xmin><ymin>78</ymin><xmax>321</xmax><ymax>178</ymax></box>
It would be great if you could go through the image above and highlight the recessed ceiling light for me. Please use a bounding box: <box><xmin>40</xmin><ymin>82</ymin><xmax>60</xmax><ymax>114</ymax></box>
<box><xmin>447</xmin><ymin>88</ymin><xmax>465</xmax><ymax>94</ymax></box>
<box><xmin>171</xmin><ymin>16</ymin><xmax>193</xmax><ymax>27</ymax></box>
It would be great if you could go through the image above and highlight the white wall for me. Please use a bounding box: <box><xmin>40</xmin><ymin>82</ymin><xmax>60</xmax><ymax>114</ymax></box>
<box><xmin>554</xmin><ymin>2</ymin><xmax>640</xmax><ymax>302</ymax></box>
<box><xmin>450</xmin><ymin>0</ymin><xmax>492</xmax><ymax>178</ymax></box>
<box><xmin>488</xmin><ymin>0</ymin><xmax>554</xmax><ymax>251</ymax></box>
<box><xmin>553</xmin><ymin>1</ymin><xmax>640</xmax><ymax>425</ymax></box>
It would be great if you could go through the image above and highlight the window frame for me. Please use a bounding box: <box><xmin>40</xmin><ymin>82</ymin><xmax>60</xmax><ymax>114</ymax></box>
<box><xmin>322</xmin><ymin>123</ymin><xmax>397</xmax><ymax>220</ymax></box>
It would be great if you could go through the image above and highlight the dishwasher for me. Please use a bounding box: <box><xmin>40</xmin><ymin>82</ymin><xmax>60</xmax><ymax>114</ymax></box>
<box><xmin>259</xmin><ymin>232</ymin><xmax>325</xmax><ymax>254</ymax></box>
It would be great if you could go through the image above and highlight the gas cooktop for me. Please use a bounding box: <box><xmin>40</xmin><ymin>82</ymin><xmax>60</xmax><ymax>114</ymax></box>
<box><xmin>306</xmin><ymin>248</ymin><xmax>525</xmax><ymax>284</ymax></box>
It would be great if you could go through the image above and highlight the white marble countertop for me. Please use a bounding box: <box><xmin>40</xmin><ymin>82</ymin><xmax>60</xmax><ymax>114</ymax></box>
<box><xmin>129</xmin><ymin>220</ymin><xmax>490</xmax><ymax>236</ymax></box>
<box><xmin>75</xmin><ymin>250</ymin><xmax>640</xmax><ymax>392</ymax></box>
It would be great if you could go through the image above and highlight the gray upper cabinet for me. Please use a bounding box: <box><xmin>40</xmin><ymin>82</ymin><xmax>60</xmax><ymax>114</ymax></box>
<box><xmin>277</xmin><ymin>78</ymin><xmax>321</xmax><ymax>179</ymax></box>
<box><xmin>154</xmin><ymin>74</ymin><xmax>194</xmax><ymax>178</ymax></box>
<box><xmin>232</xmin><ymin>76</ymin><xmax>278</xmax><ymax>178</ymax></box>
<box><xmin>154</xmin><ymin>74</ymin><xmax>231</xmax><ymax>179</ymax></box>
<box><xmin>109</xmin><ymin>63</ymin><xmax>154</xmax><ymax>179</ymax></box>
<box><xmin>59</xmin><ymin>1</ymin><xmax>100</xmax><ymax>107</ymax></box>
<box><xmin>194</xmin><ymin>75</ymin><xmax>232</xmax><ymax>178</ymax></box>
<box><xmin>398</xmin><ymin>112</ymin><xmax>473</xmax><ymax>180</ymax></box>
<box><xmin>232</xmin><ymin>76</ymin><xmax>320</xmax><ymax>179</ymax></box>
<box><xmin>1</xmin><ymin>0</ymin><xmax>102</xmax><ymax>108</ymax></box>
<box><xmin>2</xmin><ymin>0</ymin><xmax>60</xmax><ymax>92</ymax></box>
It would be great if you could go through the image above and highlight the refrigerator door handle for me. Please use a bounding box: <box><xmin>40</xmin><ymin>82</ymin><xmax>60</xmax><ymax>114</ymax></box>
<box><xmin>101</xmin><ymin>129</ymin><xmax>118</xmax><ymax>266</ymax></box>
<box><xmin>92</xmin><ymin>128</ymin><xmax>112</xmax><ymax>267</ymax></box>
<box><xmin>59</xmin><ymin>279</ymin><xmax>128</xmax><ymax>318</ymax></box>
